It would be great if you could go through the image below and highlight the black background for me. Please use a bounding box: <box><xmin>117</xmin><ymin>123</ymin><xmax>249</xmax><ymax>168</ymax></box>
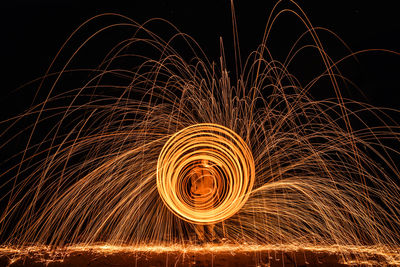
<box><xmin>0</xmin><ymin>0</ymin><xmax>399</xmax><ymax>160</ymax></box>
<box><xmin>1</xmin><ymin>1</ymin><xmax>399</xmax><ymax>113</ymax></box>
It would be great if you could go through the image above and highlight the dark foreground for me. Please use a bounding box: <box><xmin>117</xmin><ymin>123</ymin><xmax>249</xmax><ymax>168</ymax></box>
<box><xmin>0</xmin><ymin>244</ymin><xmax>399</xmax><ymax>267</ymax></box>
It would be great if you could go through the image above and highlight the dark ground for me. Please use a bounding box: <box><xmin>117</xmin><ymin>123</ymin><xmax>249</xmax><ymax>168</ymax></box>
<box><xmin>0</xmin><ymin>250</ymin><xmax>351</xmax><ymax>267</ymax></box>
<box><xmin>0</xmin><ymin>247</ymin><xmax>397</xmax><ymax>267</ymax></box>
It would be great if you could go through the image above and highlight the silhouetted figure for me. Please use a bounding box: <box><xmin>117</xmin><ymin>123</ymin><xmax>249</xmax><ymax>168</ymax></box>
<box><xmin>189</xmin><ymin>159</ymin><xmax>220</xmax><ymax>242</ymax></box>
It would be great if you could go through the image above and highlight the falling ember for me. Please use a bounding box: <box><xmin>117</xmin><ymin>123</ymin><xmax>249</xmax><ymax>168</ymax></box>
<box><xmin>157</xmin><ymin>123</ymin><xmax>255</xmax><ymax>224</ymax></box>
<box><xmin>1</xmin><ymin>1</ymin><xmax>400</xmax><ymax>266</ymax></box>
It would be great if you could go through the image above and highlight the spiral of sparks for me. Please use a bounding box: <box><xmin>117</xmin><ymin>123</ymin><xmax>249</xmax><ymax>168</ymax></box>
<box><xmin>157</xmin><ymin>123</ymin><xmax>255</xmax><ymax>224</ymax></box>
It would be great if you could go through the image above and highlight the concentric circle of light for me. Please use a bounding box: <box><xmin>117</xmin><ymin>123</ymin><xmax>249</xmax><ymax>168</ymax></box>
<box><xmin>156</xmin><ymin>123</ymin><xmax>255</xmax><ymax>224</ymax></box>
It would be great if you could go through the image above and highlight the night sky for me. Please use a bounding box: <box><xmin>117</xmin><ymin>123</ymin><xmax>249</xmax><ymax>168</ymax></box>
<box><xmin>1</xmin><ymin>1</ymin><xmax>399</xmax><ymax>111</ymax></box>
<box><xmin>0</xmin><ymin>1</ymin><xmax>399</xmax><ymax>183</ymax></box>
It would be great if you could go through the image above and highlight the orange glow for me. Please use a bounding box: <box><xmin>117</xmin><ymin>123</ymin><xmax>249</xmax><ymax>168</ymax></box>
<box><xmin>157</xmin><ymin>123</ymin><xmax>255</xmax><ymax>224</ymax></box>
<box><xmin>1</xmin><ymin>244</ymin><xmax>399</xmax><ymax>266</ymax></box>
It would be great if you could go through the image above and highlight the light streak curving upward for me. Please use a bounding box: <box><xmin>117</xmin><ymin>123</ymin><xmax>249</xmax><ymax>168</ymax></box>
<box><xmin>157</xmin><ymin>123</ymin><xmax>255</xmax><ymax>224</ymax></box>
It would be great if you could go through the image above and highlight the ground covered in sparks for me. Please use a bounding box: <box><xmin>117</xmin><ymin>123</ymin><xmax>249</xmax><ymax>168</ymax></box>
<box><xmin>0</xmin><ymin>244</ymin><xmax>399</xmax><ymax>266</ymax></box>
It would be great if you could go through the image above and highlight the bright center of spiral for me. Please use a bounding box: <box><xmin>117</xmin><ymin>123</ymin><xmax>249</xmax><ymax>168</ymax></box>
<box><xmin>156</xmin><ymin>123</ymin><xmax>255</xmax><ymax>224</ymax></box>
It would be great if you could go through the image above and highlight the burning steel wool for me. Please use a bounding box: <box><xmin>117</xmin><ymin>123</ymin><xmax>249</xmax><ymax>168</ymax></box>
<box><xmin>1</xmin><ymin>1</ymin><xmax>400</xmax><ymax>266</ymax></box>
<box><xmin>157</xmin><ymin>123</ymin><xmax>255</xmax><ymax>225</ymax></box>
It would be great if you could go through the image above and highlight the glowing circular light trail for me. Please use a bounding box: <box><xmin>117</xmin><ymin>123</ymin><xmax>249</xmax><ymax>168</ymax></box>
<box><xmin>157</xmin><ymin>123</ymin><xmax>255</xmax><ymax>224</ymax></box>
